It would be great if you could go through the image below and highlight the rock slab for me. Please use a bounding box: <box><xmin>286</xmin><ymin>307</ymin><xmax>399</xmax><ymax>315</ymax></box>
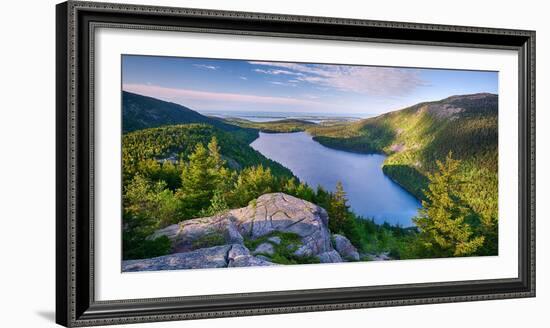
<box><xmin>333</xmin><ymin>234</ymin><xmax>360</xmax><ymax>261</ymax></box>
<box><xmin>125</xmin><ymin>193</ymin><xmax>359</xmax><ymax>271</ymax></box>
<box><xmin>122</xmin><ymin>244</ymin><xmax>276</xmax><ymax>271</ymax></box>
<box><xmin>230</xmin><ymin>193</ymin><xmax>333</xmax><ymax>257</ymax></box>
<box><xmin>151</xmin><ymin>215</ymin><xmax>243</xmax><ymax>253</ymax></box>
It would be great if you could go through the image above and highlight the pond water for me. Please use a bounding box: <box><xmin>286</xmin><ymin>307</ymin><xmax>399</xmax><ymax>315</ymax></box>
<box><xmin>250</xmin><ymin>132</ymin><xmax>420</xmax><ymax>226</ymax></box>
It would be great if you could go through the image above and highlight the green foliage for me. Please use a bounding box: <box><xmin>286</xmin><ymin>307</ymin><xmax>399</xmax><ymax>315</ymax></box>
<box><xmin>328</xmin><ymin>182</ymin><xmax>350</xmax><ymax>232</ymax></box>
<box><xmin>122</xmin><ymin>149</ymin><xmax>425</xmax><ymax>262</ymax></box>
<box><xmin>191</xmin><ymin>231</ymin><xmax>227</xmax><ymax>249</ymax></box>
<box><xmin>124</xmin><ymin>175</ymin><xmax>181</xmax><ymax>228</ymax></box>
<box><xmin>123</xmin><ymin>134</ymin><xmax>304</xmax><ymax>258</ymax></box>
<box><xmin>123</xmin><ymin>91</ymin><xmax>258</xmax><ymax>139</ymax></box>
<box><xmin>414</xmin><ymin>153</ymin><xmax>485</xmax><ymax>257</ymax></box>
<box><xmin>382</xmin><ymin>164</ymin><xmax>428</xmax><ymax>200</ymax></box>
<box><xmin>244</xmin><ymin>232</ymin><xmax>320</xmax><ymax>265</ymax></box>
<box><xmin>198</xmin><ymin>190</ymin><xmax>229</xmax><ymax>217</ymax></box>
<box><xmin>227</xmin><ymin>165</ymin><xmax>275</xmax><ymax>207</ymax></box>
<box><xmin>309</xmin><ymin>94</ymin><xmax>497</xmax><ymax>196</ymax></box>
<box><xmin>224</xmin><ymin>118</ymin><xmax>316</xmax><ymax>133</ymax></box>
<box><xmin>122</xmin><ymin>175</ymin><xmax>180</xmax><ymax>260</ymax></box>
<box><xmin>352</xmin><ymin>218</ymin><xmax>420</xmax><ymax>260</ymax></box>
<box><xmin>122</xmin><ymin>124</ymin><xmax>293</xmax><ymax>189</ymax></box>
<box><xmin>307</xmin><ymin>94</ymin><xmax>498</xmax><ymax>256</ymax></box>
<box><xmin>123</xmin><ymin>235</ymin><xmax>171</xmax><ymax>261</ymax></box>
<box><xmin>325</xmin><ymin>182</ymin><xmax>362</xmax><ymax>248</ymax></box>
<box><xmin>177</xmin><ymin>140</ymin><xmax>224</xmax><ymax>217</ymax></box>
<box><xmin>311</xmin><ymin>121</ymin><xmax>395</xmax><ymax>154</ymax></box>
<box><xmin>122</xmin><ymin>93</ymin><xmax>499</xmax><ymax>261</ymax></box>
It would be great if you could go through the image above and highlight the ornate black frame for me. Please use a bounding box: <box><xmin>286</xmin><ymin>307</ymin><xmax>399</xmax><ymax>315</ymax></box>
<box><xmin>56</xmin><ymin>1</ymin><xmax>536</xmax><ymax>326</ymax></box>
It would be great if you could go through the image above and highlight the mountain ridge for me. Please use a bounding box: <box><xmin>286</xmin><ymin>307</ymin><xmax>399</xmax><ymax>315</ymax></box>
<box><xmin>307</xmin><ymin>93</ymin><xmax>498</xmax><ymax>245</ymax></box>
<box><xmin>122</xmin><ymin>91</ymin><xmax>254</xmax><ymax>137</ymax></box>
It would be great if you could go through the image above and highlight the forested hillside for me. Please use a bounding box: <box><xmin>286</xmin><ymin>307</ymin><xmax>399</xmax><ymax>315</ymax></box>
<box><xmin>223</xmin><ymin>118</ymin><xmax>316</xmax><ymax>133</ymax></box>
<box><xmin>308</xmin><ymin>93</ymin><xmax>499</xmax><ymax>255</ymax></box>
<box><xmin>122</xmin><ymin>124</ymin><xmax>294</xmax><ymax>187</ymax></box>
<box><xmin>121</xmin><ymin>92</ymin><xmax>499</xmax><ymax>261</ymax></box>
<box><xmin>122</xmin><ymin>91</ymin><xmax>257</xmax><ymax>142</ymax></box>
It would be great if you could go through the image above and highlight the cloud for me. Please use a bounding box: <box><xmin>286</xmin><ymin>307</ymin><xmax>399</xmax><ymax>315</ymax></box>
<box><xmin>239</xmin><ymin>76</ymin><xmax>248</xmax><ymax>80</ymax></box>
<box><xmin>123</xmin><ymin>83</ymin><xmax>322</xmax><ymax>108</ymax></box>
<box><xmin>253</xmin><ymin>68</ymin><xmax>304</xmax><ymax>76</ymax></box>
<box><xmin>269</xmin><ymin>81</ymin><xmax>297</xmax><ymax>87</ymax></box>
<box><xmin>248</xmin><ymin>61</ymin><xmax>426</xmax><ymax>96</ymax></box>
<box><xmin>193</xmin><ymin>64</ymin><xmax>218</xmax><ymax>70</ymax></box>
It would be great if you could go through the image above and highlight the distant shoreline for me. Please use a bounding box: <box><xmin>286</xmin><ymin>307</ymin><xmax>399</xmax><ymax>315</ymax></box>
<box><xmin>198</xmin><ymin>110</ymin><xmax>371</xmax><ymax>123</ymax></box>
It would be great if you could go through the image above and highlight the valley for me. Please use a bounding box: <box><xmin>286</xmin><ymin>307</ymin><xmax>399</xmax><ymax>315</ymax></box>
<box><xmin>121</xmin><ymin>91</ymin><xmax>499</xmax><ymax>266</ymax></box>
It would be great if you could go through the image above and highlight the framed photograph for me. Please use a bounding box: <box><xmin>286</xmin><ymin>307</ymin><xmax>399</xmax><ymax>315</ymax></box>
<box><xmin>56</xmin><ymin>1</ymin><xmax>535</xmax><ymax>326</ymax></box>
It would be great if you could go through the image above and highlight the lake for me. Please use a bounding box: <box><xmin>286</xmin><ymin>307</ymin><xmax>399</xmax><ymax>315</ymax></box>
<box><xmin>250</xmin><ymin>132</ymin><xmax>421</xmax><ymax>226</ymax></box>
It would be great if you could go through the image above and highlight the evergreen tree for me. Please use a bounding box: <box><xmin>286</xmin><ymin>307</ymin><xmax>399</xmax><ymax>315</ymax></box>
<box><xmin>229</xmin><ymin>165</ymin><xmax>275</xmax><ymax>207</ymax></box>
<box><xmin>314</xmin><ymin>185</ymin><xmax>330</xmax><ymax>211</ymax></box>
<box><xmin>283</xmin><ymin>177</ymin><xmax>298</xmax><ymax>196</ymax></box>
<box><xmin>198</xmin><ymin>189</ymin><xmax>229</xmax><ymax>217</ymax></box>
<box><xmin>326</xmin><ymin>182</ymin><xmax>362</xmax><ymax>248</ymax></box>
<box><xmin>206</xmin><ymin>136</ymin><xmax>234</xmax><ymax>195</ymax></box>
<box><xmin>414</xmin><ymin>152</ymin><xmax>484</xmax><ymax>257</ymax></box>
<box><xmin>295</xmin><ymin>182</ymin><xmax>315</xmax><ymax>202</ymax></box>
<box><xmin>178</xmin><ymin>143</ymin><xmax>218</xmax><ymax>216</ymax></box>
<box><xmin>207</xmin><ymin>136</ymin><xmax>224</xmax><ymax>170</ymax></box>
<box><xmin>159</xmin><ymin>161</ymin><xmax>180</xmax><ymax>190</ymax></box>
<box><xmin>328</xmin><ymin>181</ymin><xmax>350</xmax><ymax>233</ymax></box>
<box><xmin>122</xmin><ymin>174</ymin><xmax>176</xmax><ymax>260</ymax></box>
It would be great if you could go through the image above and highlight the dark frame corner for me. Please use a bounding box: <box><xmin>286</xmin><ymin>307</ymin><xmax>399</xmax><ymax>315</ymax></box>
<box><xmin>56</xmin><ymin>1</ymin><xmax>535</xmax><ymax>326</ymax></box>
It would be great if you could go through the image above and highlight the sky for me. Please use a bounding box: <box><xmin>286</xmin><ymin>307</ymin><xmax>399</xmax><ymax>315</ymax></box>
<box><xmin>122</xmin><ymin>55</ymin><xmax>498</xmax><ymax>116</ymax></box>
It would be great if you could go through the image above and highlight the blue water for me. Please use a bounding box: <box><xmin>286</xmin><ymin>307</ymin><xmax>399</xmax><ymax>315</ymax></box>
<box><xmin>250</xmin><ymin>132</ymin><xmax>420</xmax><ymax>226</ymax></box>
<box><xmin>199</xmin><ymin>110</ymin><xmax>370</xmax><ymax>123</ymax></box>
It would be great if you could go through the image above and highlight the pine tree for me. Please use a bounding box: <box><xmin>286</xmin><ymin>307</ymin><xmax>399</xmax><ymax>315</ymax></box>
<box><xmin>328</xmin><ymin>181</ymin><xmax>350</xmax><ymax>233</ymax></box>
<box><xmin>198</xmin><ymin>189</ymin><xmax>229</xmax><ymax>217</ymax></box>
<box><xmin>414</xmin><ymin>152</ymin><xmax>485</xmax><ymax>257</ymax></box>
<box><xmin>326</xmin><ymin>182</ymin><xmax>362</xmax><ymax>248</ymax></box>
<box><xmin>283</xmin><ymin>177</ymin><xmax>298</xmax><ymax>196</ymax></box>
<box><xmin>159</xmin><ymin>160</ymin><xmax>180</xmax><ymax>190</ymax></box>
<box><xmin>206</xmin><ymin>136</ymin><xmax>233</xmax><ymax>194</ymax></box>
<box><xmin>122</xmin><ymin>174</ymin><xmax>176</xmax><ymax>260</ymax></box>
<box><xmin>314</xmin><ymin>185</ymin><xmax>330</xmax><ymax>210</ymax></box>
<box><xmin>207</xmin><ymin>136</ymin><xmax>224</xmax><ymax>171</ymax></box>
<box><xmin>295</xmin><ymin>182</ymin><xmax>314</xmax><ymax>202</ymax></box>
<box><xmin>178</xmin><ymin>143</ymin><xmax>217</xmax><ymax>215</ymax></box>
<box><xmin>229</xmin><ymin>165</ymin><xmax>275</xmax><ymax>206</ymax></box>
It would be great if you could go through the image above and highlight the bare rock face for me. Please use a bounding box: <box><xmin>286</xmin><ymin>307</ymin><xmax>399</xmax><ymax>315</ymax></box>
<box><xmin>228</xmin><ymin>255</ymin><xmax>276</xmax><ymax>267</ymax></box>
<box><xmin>150</xmin><ymin>215</ymin><xmax>243</xmax><ymax>253</ymax></box>
<box><xmin>150</xmin><ymin>193</ymin><xmax>332</xmax><ymax>258</ymax></box>
<box><xmin>122</xmin><ymin>245</ymin><xmax>233</xmax><ymax>272</ymax></box>
<box><xmin>226</xmin><ymin>244</ymin><xmax>275</xmax><ymax>267</ymax></box>
<box><xmin>126</xmin><ymin>193</ymin><xmax>350</xmax><ymax>271</ymax></box>
<box><xmin>332</xmin><ymin>234</ymin><xmax>360</xmax><ymax>261</ymax></box>
<box><xmin>268</xmin><ymin>236</ymin><xmax>282</xmax><ymax>245</ymax></box>
<box><xmin>253</xmin><ymin>242</ymin><xmax>275</xmax><ymax>256</ymax></box>
<box><xmin>318</xmin><ymin>250</ymin><xmax>343</xmax><ymax>263</ymax></box>
<box><xmin>230</xmin><ymin>193</ymin><xmax>333</xmax><ymax>257</ymax></box>
<box><xmin>122</xmin><ymin>244</ymin><xmax>276</xmax><ymax>272</ymax></box>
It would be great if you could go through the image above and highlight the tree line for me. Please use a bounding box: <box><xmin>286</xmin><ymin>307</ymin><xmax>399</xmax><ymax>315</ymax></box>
<box><xmin>123</xmin><ymin>136</ymin><xmax>362</xmax><ymax>260</ymax></box>
<box><xmin>124</xmin><ymin>135</ymin><xmax>497</xmax><ymax>261</ymax></box>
